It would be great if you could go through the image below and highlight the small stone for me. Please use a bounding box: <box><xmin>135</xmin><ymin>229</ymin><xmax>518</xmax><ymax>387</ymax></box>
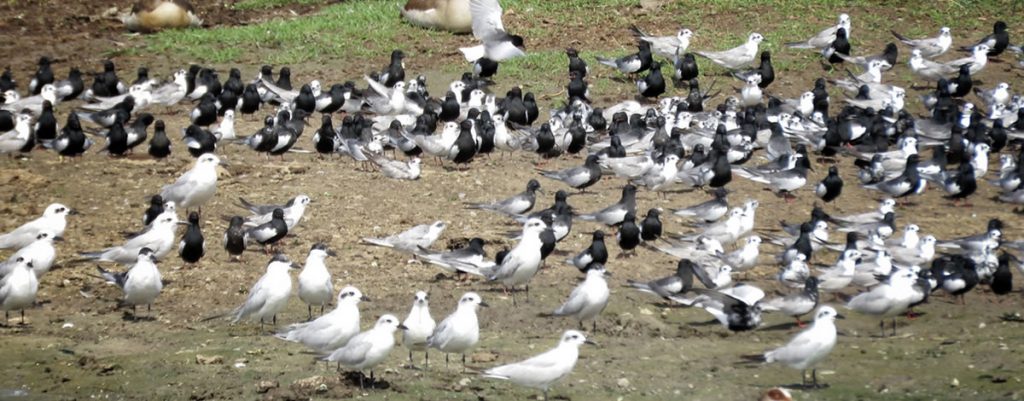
<box><xmin>639</xmin><ymin>308</ymin><xmax>653</xmax><ymax>316</ymax></box>
<box><xmin>195</xmin><ymin>354</ymin><xmax>223</xmax><ymax>365</ymax></box>
<box><xmin>471</xmin><ymin>351</ymin><xmax>498</xmax><ymax>363</ymax></box>
<box><xmin>316</xmin><ymin>384</ymin><xmax>329</xmax><ymax>393</ymax></box>
<box><xmin>978</xmin><ymin>322</ymin><xmax>986</xmax><ymax>329</ymax></box>
<box><xmin>458</xmin><ymin>378</ymin><xmax>472</xmax><ymax>387</ymax></box>
<box><xmin>950</xmin><ymin>378</ymin><xmax>960</xmax><ymax>387</ymax></box>
<box><xmin>62</xmin><ymin>323</ymin><xmax>74</xmax><ymax>329</ymax></box>
<box><xmin>255</xmin><ymin>380</ymin><xmax>278</xmax><ymax>394</ymax></box>
<box><xmin>617</xmin><ymin>378</ymin><xmax>630</xmax><ymax>388</ymax></box>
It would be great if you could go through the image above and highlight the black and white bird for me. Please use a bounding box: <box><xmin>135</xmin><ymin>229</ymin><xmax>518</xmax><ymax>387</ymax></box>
<box><xmin>628</xmin><ymin>259</ymin><xmax>714</xmax><ymax>298</ymax></box>
<box><xmin>636</xmin><ymin>61</ymin><xmax>665</xmax><ymax>98</ymax></box>
<box><xmin>458</xmin><ymin>0</ymin><xmax>526</xmax><ymax>62</ymax></box>
<box><xmin>616</xmin><ymin>212</ymin><xmax>641</xmax><ymax>256</ymax></box>
<box><xmin>960</xmin><ymin>20</ymin><xmax>1008</xmax><ymax>56</ymax></box>
<box><xmin>96</xmin><ymin>247</ymin><xmax>163</xmax><ymax>319</ymax></box>
<box><xmin>672</xmin><ymin>188</ymin><xmax>729</xmax><ymax>223</ymax></box>
<box><xmin>640</xmin><ymin>208</ymin><xmax>662</xmax><ymax>242</ymax></box>
<box><xmin>577</xmin><ymin>184</ymin><xmax>636</xmax><ymax>226</ymax></box>
<box><xmin>816</xmin><ymin>165</ymin><xmax>844</xmax><ymax>203</ymax></box>
<box><xmin>148</xmin><ymin>120</ymin><xmax>171</xmax><ymax>159</ymax></box>
<box><xmin>597</xmin><ymin>41</ymin><xmax>653</xmax><ymax>76</ymax></box>
<box><xmin>244</xmin><ymin>208</ymin><xmax>288</xmax><ymax>253</ymax></box>
<box><xmin>539</xmin><ymin>154</ymin><xmax>602</xmax><ymax>192</ymax></box>
<box><xmin>565</xmin><ymin>231</ymin><xmax>608</xmax><ymax>272</ymax></box>
<box><xmin>223</xmin><ymin>216</ymin><xmax>246</xmax><ymax>262</ymax></box>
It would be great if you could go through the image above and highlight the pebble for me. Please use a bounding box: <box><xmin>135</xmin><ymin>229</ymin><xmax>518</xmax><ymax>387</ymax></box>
<box><xmin>617</xmin><ymin>378</ymin><xmax>630</xmax><ymax>388</ymax></box>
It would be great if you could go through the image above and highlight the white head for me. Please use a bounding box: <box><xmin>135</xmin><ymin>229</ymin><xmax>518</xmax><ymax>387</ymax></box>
<box><xmin>223</xmin><ymin>109</ymin><xmax>235</xmax><ymax>121</ymax></box>
<box><xmin>678</xmin><ymin>29</ymin><xmax>694</xmax><ymax>42</ymax></box>
<box><xmin>412</xmin><ymin>290</ymin><xmax>429</xmax><ymax>306</ymax></box>
<box><xmin>195</xmin><ymin>153</ymin><xmax>223</xmax><ymax>168</ymax></box>
<box><xmin>408</xmin><ymin>157</ymin><xmax>422</xmax><ymax>169</ymax></box>
<box><xmin>373</xmin><ymin>314</ymin><xmax>405</xmax><ymax>332</ymax></box>
<box><xmin>559</xmin><ymin>330</ymin><xmax>595</xmax><ymax>347</ymax></box>
<box><xmin>337</xmin><ymin>286</ymin><xmax>366</xmax><ymax>304</ymax></box>
<box><xmin>746</xmin><ymin>235</ymin><xmax>762</xmax><ymax>246</ymax></box>
<box><xmin>43</xmin><ymin>203</ymin><xmax>73</xmax><ymax>218</ymax></box>
<box><xmin>837</xmin><ymin>13</ymin><xmax>851</xmax><ymax>27</ymax></box>
<box><xmin>748</xmin><ymin>33</ymin><xmax>765</xmax><ymax>43</ymax></box>
<box><xmin>904</xmin><ymin>224</ymin><xmax>919</xmax><ymax>234</ymax></box>
<box><xmin>814</xmin><ymin>306</ymin><xmax>841</xmax><ymax>323</ymax></box>
<box><xmin>522</xmin><ymin>217</ymin><xmax>547</xmax><ymax>235</ymax></box>
<box><xmin>973</xmin><ymin>45</ymin><xmax>990</xmax><ymax>55</ymax></box>
<box><xmin>458</xmin><ymin>292</ymin><xmax>488</xmax><ymax>310</ymax></box>
<box><xmin>939</xmin><ymin>27</ymin><xmax>951</xmax><ymax>36</ymax></box>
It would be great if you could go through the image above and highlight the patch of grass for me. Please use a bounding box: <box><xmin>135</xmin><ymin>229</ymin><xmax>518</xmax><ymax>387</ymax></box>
<box><xmin>232</xmin><ymin>0</ymin><xmax>325</xmax><ymax>11</ymax></box>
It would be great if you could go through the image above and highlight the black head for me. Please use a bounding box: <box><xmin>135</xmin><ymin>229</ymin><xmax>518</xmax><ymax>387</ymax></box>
<box><xmin>623</xmin><ymin>184</ymin><xmax>637</xmax><ymax>195</ymax></box>
<box><xmin>150</xmin><ymin>195</ymin><xmax>163</xmax><ymax>205</ymax></box>
<box><xmin>272</xmin><ymin>208</ymin><xmax>285</xmax><ymax>218</ymax></box>
<box><xmin>154</xmin><ymin>119</ymin><xmax>166</xmax><ymax>131</ymax></box>
<box><xmin>650</xmin><ymin>61</ymin><xmax>662</xmax><ymax>70</ymax></box>
<box><xmin>555</xmin><ymin>190</ymin><xmax>568</xmax><ymax>203</ymax></box>
<box><xmin>994</xmin><ymin>21</ymin><xmax>1007</xmax><ymax>33</ymax></box>
<box><xmin>139</xmin><ymin>247</ymin><xmax>154</xmax><ymax>256</ymax></box>
<box><xmin>188</xmin><ymin>211</ymin><xmax>200</xmax><ymax>224</ymax></box>
<box><xmin>229</xmin><ymin>215</ymin><xmax>244</xmax><ymax>227</ymax></box>
<box><xmin>260</xmin><ymin>65</ymin><xmax>273</xmax><ymax>76</ymax></box>
<box><xmin>391</xmin><ymin>49</ymin><xmax>405</xmax><ymax>59</ymax></box>
<box><xmin>623</xmin><ymin>211</ymin><xmax>636</xmax><ymax>222</ymax></box>
<box><xmin>527</xmin><ymin>179</ymin><xmax>540</xmax><ymax>191</ymax></box>
<box><xmin>593</xmin><ymin>230</ymin><xmax>605</xmax><ymax>240</ymax></box>
<box><xmin>39</xmin><ymin>56</ymin><xmax>51</xmax><ymax>66</ymax></box>
<box><xmin>279</xmin><ymin>67</ymin><xmax>291</xmax><ymax>77</ymax></box>
<box><xmin>566</xmin><ymin>47</ymin><xmax>579</xmax><ymax>57</ymax></box>
<box><xmin>511</xmin><ymin>35</ymin><xmax>526</xmax><ymax>48</ymax></box>
<box><xmin>103</xmin><ymin>60</ymin><xmax>115</xmax><ymax>72</ymax></box>
<box><xmin>828</xmin><ymin>165</ymin><xmax>838</xmax><ymax>175</ymax></box>
<box><xmin>311</xmin><ymin>242</ymin><xmax>330</xmax><ymax>252</ymax></box>
<box><xmin>468</xmin><ymin>237</ymin><xmax>485</xmax><ymax>250</ymax></box>
<box><xmin>836</xmin><ymin>27</ymin><xmax>847</xmax><ymax>38</ymax></box>
<box><xmin>760</xmin><ymin>51</ymin><xmax>771</xmax><ymax>61</ymax></box>
<box><xmin>646</xmin><ymin>208</ymin><xmax>661</xmax><ymax>218</ymax></box>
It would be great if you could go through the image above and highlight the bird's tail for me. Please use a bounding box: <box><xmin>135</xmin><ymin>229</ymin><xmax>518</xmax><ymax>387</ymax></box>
<box><xmin>784</xmin><ymin>40</ymin><xmax>814</xmax><ymax>49</ymax></box>
<box><xmin>890</xmin><ymin>30</ymin><xmax>911</xmax><ymax>43</ymax></box>
<box><xmin>459</xmin><ymin>45</ymin><xmax>486</xmax><ymax>62</ymax></box>
<box><xmin>628</xmin><ymin>25</ymin><xmax>649</xmax><ymax>38</ymax></box>
<box><xmin>595</xmin><ymin>57</ymin><xmax>619</xmax><ymax>69</ymax></box>
<box><xmin>95</xmin><ymin>265</ymin><xmax>127</xmax><ymax>288</ymax></box>
<box><xmin>739</xmin><ymin>353</ymin><xmax>767</xmax><ymax>363</ymax></box>
<box><xmin>360</xmin><ymin>237</ymin><xmax>394</xmax><ymax>248</ymax></box>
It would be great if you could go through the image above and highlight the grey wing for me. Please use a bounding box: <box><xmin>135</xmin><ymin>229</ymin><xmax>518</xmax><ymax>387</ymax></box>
<box><xmin>234</xmin><ymin>282</ymin><xmax>269</xmax><ymax>321</ymax></box>
<box><xmin>552</xmin><ymin>284</ymin><xmax>587</xmax><ymax>316</ymax></box>
<box><xmin>331</xmin><ymin>340</ymin><xmax>373</xmax><ymax>365</ymax></box>
<box><xmin>689</xmin><ymin>262</ymin><xmax>717</xmax><ymax>289</ymax></box>
<box><xmin>427</xmin><ymin>316</ymin><xmax>455</xmax><ymax>347</ymax></box>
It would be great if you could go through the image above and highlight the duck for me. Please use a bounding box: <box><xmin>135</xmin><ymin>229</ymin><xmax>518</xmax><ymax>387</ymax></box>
<box><xmin>401</xmin><ymin>0</ymin><xmax>472</xmax><ymax>34</ymax></box>
<box><xmin>123</xmin><ymin>0</ymin><xmax>202</xmax><ymax>33</ymax></box>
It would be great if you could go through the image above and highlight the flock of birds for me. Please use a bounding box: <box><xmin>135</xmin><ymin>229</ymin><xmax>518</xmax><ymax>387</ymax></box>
<box><xmin>3</xmin><ymin>0</ymin><xmax>1024</xmax><ymax>398</ymax></box>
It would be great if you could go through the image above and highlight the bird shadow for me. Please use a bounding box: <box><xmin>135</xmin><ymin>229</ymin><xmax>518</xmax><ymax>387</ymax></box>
<box><xmin>760</xmin><ymin>322</ymin><xmax>800</xmax><ymax>331</ymax></box>
<box><xmin>341</xmin><ymin>371</ymin><xmax>391</xmax><ymax>389</ymax></box>
<box><xmin>121</xmin><ymin>312</ymin><xmax>157</xmax><ymax>322</ymax></box>
<box><xmin>782</xmin><ymin>382</ymin><xmax>831</xmax><ymax>390</ymax></box>
<box><xmin>689</xmin><ymin>318</ymin><xmax>721</xmax><ymax>327</ymax></box>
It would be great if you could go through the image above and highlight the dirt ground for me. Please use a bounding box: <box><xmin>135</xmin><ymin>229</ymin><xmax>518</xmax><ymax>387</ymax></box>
<box><xmin>2</xmin><ymin>1</ymin><xmax>1024</xmax><ymax>401</ymax></box>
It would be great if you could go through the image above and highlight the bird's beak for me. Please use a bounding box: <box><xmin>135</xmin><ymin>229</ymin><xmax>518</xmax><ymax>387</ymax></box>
<box><xmin>478</xmin><ymin>301</ymin><xmax>490</xmax><ymax>308</ymax></box>
<box><xmin>397</xmin><ymin>324</ymin><xmax>409</xmax><ymax>331</ymax></box>
<box><xmin>326</xmin><ymin>250</ymin><xmax>338</xmax><ymax>257</ymax></box>
<box><xmin>361</xmin><ymin>296</ymin><xmax>371</xmax><ymax>302</ymax></box>
<box><xmin>835</xmin><ymin>313</ymin><xmax>846</xmax><ymax>320</ymax></box>
<box><xmin>53</xmin><ymin>236</ymin><xmax>65</xmax><ymax>242</ymax></box>
<box><xmin>176</xmin><ymin>221</ymin><xmax>191</xmax><ymax>226</ymax></box>
<box><xmin>69</xmin><ymin>209</ymin><xmax>80</xmax><ymax>216</ymax></box>
<box><xmin>289</xmin><ymin>263</ymin><xmax>300</xmax><ymax>270</ymax></box>
<box><xmin>584</xmin><ymin>340</ymin><xmax>598</xmax><ymax>346</ymax></box>
<box><xmin>218</xmin><ymin>160</ymin><xmax>230</xmax><ymax>167</ymax></box>
<box><xmin>603</xmin><ymin>271</ymin><xmax>613</xmax><ymax>278</ymax></box>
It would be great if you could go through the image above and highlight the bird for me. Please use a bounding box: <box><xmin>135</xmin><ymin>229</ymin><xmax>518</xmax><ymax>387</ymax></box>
<box><xmin>276</xmin><ymin>286</ymin><xmax>366</xmax><ymax>353</ymax></box>
<box><xmin>459</xmin><ymin>0</ymin><xmax>525</xmax><ymax>62</ymax></box>
<box><xmin>628</xmin><ymin>259</ymin><xmax>714</xmax><ymax>298</ymax></box>
<box><xmin>322</xmin><ymin>314</ymin><xmax>406</xmax><ymax>389</ymax></box>
<box><xmin>538</xmin><ymin>154</ymin><xmax>602</xmax><ymax>192</ymax></box>
<box><xmin>177</xmin><ymin>211</ymin><xmax>205</xmax><ymax>265</ymax></box>
<box><xmin>577</xmin><ymin>184</ymin><xmax>636</xmax><ymax>226</ymax></box>
<box><xmin>566</xmin><ymin>231</ymin><xmax>608</xmax><ymax>272</ymax></box>
<box><xmin>816</xmin><ymin>165</ymin><xmax>844</xmax><ymax>203</ymax></box>
<box><xmin>0</xmin><ymin>114</ymin><xmax>32</xmax><ymax>155</ymax></box>
<box><xmin>370</xmin><ymin>153</ymin><xmax>422</xmax><ymax>180</ymax></box>
<box><xmin>846</xmin><ymin>268</ymin><xmax>918</xmax><ymax>336</ymax></box>
<box><xmin>733</xmin><ymin>51</ymin><xmax>775</xmax><ymax>89</ymax></box>
<box><xmin>238</xmin><ymin>194</ymin><xmax>311</xmax><ymax>232</ymax></box>
<box><xmin>482</xmin><ymin>330</ymin><xmax>595</xmax><ymax>401</ymax></box>
<box><xmin>636</xmin><ymin>61</ymin><xmax>666</xmax><ymax>98</ymax></box>
<box><xmin>672</xmin><ymin>188</ymin><xmax>729</xmax><ymax>223</ymax></box>
<box><xmin>159</xmin><ymin>153</ymin><xmax>224</xmax><ymax>214</ymax></box>
<box><xmin>361</xmin><ymin>221</ymin><xmax>447</xmax><ymax>253</ymax></box>
<box><xmin>566</xmin><ymin>47</ymin><xmax>589</xmax><ymax>79</ymax></box>
<box><xmin>0</xmin><ymin>231</ymin><xmax>59</xmax><ymax>278</ymax></box>
<box><xmin>95</xmin><ymin>247</ymin><xmax>163</xmax><ymax>319</ymax></box>
<box><xmin>149</xmin><ymin>120</ymin><xmax>171</xmax><ymax>159</ymax></box>
<box><xmin>0</xmin><ymin>257</ymin><xmax>38</xmax><ymax>324</ymax></box>
<box><xmin>228</xmin><ymin>254</ymin><xmax>295</xmax><ymax>329</ymax></box>
<box><xmin>465</xmin><ymin>179</ymin><xmax>541</xmax><ymax>216</ymax></box>
<box><xmin>416</xmin><ymin>237</ymin><xmax>494</xmax><ymax>277</ymax></box>
<box><xmin>79</xmin><ymin>211</ymin><xmax>178</xmax><ymax>264</ymax></box>
<box><xmin>616</xmin><ymin>212</ymin><xmax>642</xmax><ymax>256</ymax></box>
<box><xmin>630</xmin><ymin>25</ymin><xmax>693</xmax><ymax>59</ymax></box>
<box><xmin>297</xmin><ymin>243</ymin><xmax>335</xmax><ymax>319</ymax></box>
<box><xmin>597</xmin><ymin>41</ymin><xmax>654</xmax><ymax>76</ymax></box>
<box><xmin>960</xmin><ymin>20</ymin><xmax>1008</xmax><ymax>56</ymax></box>
<box><xmin>401</xmin><ymin>0</ymin><xmax>473</xmax><ymax>33</ymax></box>
<box><xmin>27</xmin><ymin>57</ymin><xmax>54</xmax><ymax>96</ymax></box>
<box><xmin>676</xmin><ymin>284</ymin><xmax>765</xmax><ymax>331</ymax></box>
<box><xmin>426</xmin><ymin>292</ymin><xmax>488</xmax><ymax>371</ymax></box>
<box><xmin>223</xmin><ymin>216</ymin><xmax>246</xmax><ymax>261</ymax></box>
<box><xmin>640</xmin><ymin>208</ymin><xmax>662</xmax><ymax>242</ymax></box>
<box><xmin>478</xmin><ymin>218</ymin><xmax>546</xmax><ymax>305</ymax></box>
<box><xmin>747</xmin><ymin>306</ymin><xmax>841</xmax><ymax>389</ymax></box>
<box><xmin>122</xmin><ymin>0</ymin><xmax>202</xmax><ymax>32</ymax></box>
<box><xmin>715</xmin><ymin>235</ymin><xmax>762</xmax><ymax>272</ymax></box>
<box><xmin>546</xmin><ymin>264</ymin><xmax>610</xmax><ymax>330</ymax></box>
<box><xmin>892</xmin><ymin>26</ymin><xmax>952</xmax><ymax>58</ymax></box>
<box><xmin>762</xmin><ymin>277</ymin><xmax>820</xmax><ymax>326</ymax></box>
<box><xmin>786</xmin><ymin>13</ymin><xmax>851</xmax><ymax>50</ymax></box>
<box><xmin>243</xmin><ymin>208</ymin><xmax>288</xmax><ymax>253</ymax></box>
<box><xmin>401</xmin><ymin>290</ymin><xmax>437</xmax><ymax>369</ymax></box>
<box><xmin>695</xmin><ymin>33</ymin><xmax>764</xmax><ymax>70</ymax></box>
<box><xmin>0</xmin><ymin>203</ymin><xmax>74</xmax><ymax>250</ymax></box>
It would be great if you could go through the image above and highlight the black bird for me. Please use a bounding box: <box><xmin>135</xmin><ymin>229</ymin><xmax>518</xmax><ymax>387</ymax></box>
<box><xmin>990</xmin><ymin>253</ymin><xmax>1012</xmax><ymax>296</ymax></box>
<box><xmin>47</xmin><ymin>113</ymin><xmax>92</xmax><ymax>159</ymax></box>
<box><xmin>501</xmin><ymin>87</ymin><xmax>528</xmax><ymax>125</ymax></box>
<box><xmin>102</xmin><ymin>118</ymin><xmax>130</xmax><ymax>157</ymax></box>
<box><xmin>190</xmin><ymin>93</ymin><xmax>218</xmax><ymax>126</ymax></box>
<box><xmin>616</xmin><ymin>212</ymin><xmax>642</xmax><ymax>257</ymax></box>
<box><xmin>183</xmin><ymin>124</ymin><xmax>217</xmax><ymax>158</ymax></box>
<box><xmin>98</xmin><ymin>60</ymin><xmax>124</xmax><ymax>96</ymax></box>
<box><xmin>313</xmin><ymin>115</ymin><xmax>336</xmax><ymax>156</ymax></box>
<box><xmin>524</xmin><ymin>92</ymin><xmax>539</xmax><ymax>125</ymax></box>
<box><xmin>816</xmin><ymin>165</ymin><xmax>844</xmax><ymax>203</ymax></box>
<box><xmin>539</xmin><ymin>214</ymin><xmax>558</xmax><ymax>260</ymax></box>
<box><xmin>28</xmin><ymin>56</ymin><xmax>54</xmax><ymax>95</ymax></box>
<box><xmin>822</xmin><ymin>27</ymin><xmax>851</xmax><ymax>65</ymax></box>
<box><xmin>450</xmin><ymin>119</ymin><xmax>478</xmax><ymax>167</ymax></box>
<box><xmin>185</xmin><ymin>64</ymin><xmax>201</xmax><ymax>96</ymax></box>
<box><xmin>179</xmin><ymin>211</ymin><xmax>205</xmax><ymax>265</ymax></box>
<box><xmin>380</xmin><ymin>49</ymin><xmax>406</xmax><ymax>88</ymax></box>
<box><xmin>565</xmin><ymin>115</ymin><xmax>587</xmax><ymax>154</ymax></box>
<box><xmin>56</xmin><ymin>68</ymin><xmax>85</xmax><ymax>101</ymax></box>
<box><xmin>0</xmin><ymin>67</ymin><xmax>15</xmax><ymax>92</ymax></box>
<box><xmin>439</xmin><ymin>91</ymin><xmax>460</xmax><ymax>122</ymax></box>
<box><xmin>142</xmin><ymin>195</ymin><xmax>164</xmax><ymax>227</ymax></box>
<box><xmin>191</xmin><ymin>68</ymin><xmax>222</xmax><ymax>99</ymax></box>
<box><xmin>567</xmin><ymin>71</ymin><xmax>589</xmax><ymax>103</ymax></box>
<box><xmin>238</xmin><ymin>83</ymin><xmax>262</xmax><ymax>116</ymax></box>
<box><xmin>223</xmin><ymin>68</ymin><xmax>244</xmax><ymax>96</ymax></box>
<box><xmin>931</xmin><ymin>255</ymin><xmax>979</xmax><ymax>304</ymax></box>
<box><xmin>567</xmin><ymin>230</ymin><xmax>608</xmax><ymax>272</ymax></box>
<box><xmin>694</xmin><ymin>287</ymin><xmax>763</xmax><ymax>332</ymax></box>
<box><xmin>949</xmin><ymin>64</ymin><xmax>973</xmax><ymax>98</ymax></box>
<box><xmin>597</xmin><ymin>41</ymin><xmax>653</xmax><ymax>76</ymax></box>
<box><xmin>125</xmin><ymin>113</ymin><xmax>155</xmax><ymax>151</ymax></box>
<box><xmin>216</xmin><ymin>87</ymin><xmax>238</xmax><ymax>116</ymax></box>
<box><xmin>0</xmin><ymin>110</ymin><xmax>14</xmax><ymax>132</ymax></box>
<box><xmin>245</xmin><ymin>208</ymin><xmax>288</xmax><ymax>253</ymax></box>
<box><xmin>942</xmin><ymin>161</ymin><xmax>977</xmax><ymax>205</ymax></box>
<box><xmin>636</xmin><ymin>61</ymin><xmax>666</xmax><ymax>98</ymax></box>
<box><xmin>539</xmin><ymin>154</ymin><xmax>603</xmax><ymax>192</ymax></box>
<box><xmin>733</xmin><ymin>51</ymin><xmax>774</xmax><ymax>88</ymax></box>
<box><xmin>276</xmin><ymin>67</ymin><xmax>293</xmax><ymax>90</ymax></box>
<box><xmin>78</xmin><ymin>97</ymin><xmax>134</xmax><ymax>128</ymax></box>
<box><xmin>294</xmin><ymin>84</ymin><xmax>316</xmax><ymax>114</ymax></box>
<box><xmin>627</xmin><ymin>259</ymin><xmax>714</xmax><ymax>298</ymax></box>
<box><xmin>708</xmin><ymin>147</ymin><xmax>733</xmax><ymax>188</ymax></box>
<box><xmin>640</xmin><ymin>208</ymin><xmax>662</xmax><ymax>242</ymax></box>
<box><xmin>316</xmin><ymin>84</ymin><xmax>349</xmax><ymax>114</ymax></box>
<box><xmin>567</xmin><ymin>47</ymin><xmax>588</xmax><ymax>79</ymax></box>
<box><xmin>132</xmin><ymin>67</ymin><xmax>151</xmax><ymax>87</ymax></box>
<box><xmin>960</xmin><ymin>20</ymin><xmax>1009</xmax><ymax>56</ymax></box>
<box><xmin>811</xmin><ymin>78</ymin><xmax>830</xmax><ymax>115</ymax></box>
<box><xmin>148</xmin><ymin>120</ymin><xmax>171</xmax><ymax>160</ymax></box>
<box><xmin>473</xmin><ymin>57</ymin><xmax>499</xmax><ymax>79</ymax></box>
<box><xmin>224</xmin><ymin>216</ymin><xmax>247</xmax><ymax>262</ymax></box>
<box><xmin>34</xmin><ymin>101</ymin><xmax>58</xmax><ymax>143</ymax></box>
<box><xmin>532</xmin><ymin>122</ymin><xmax>557</xmax><ymax>158</ymax></box>
<box><xmin>673</xmin><ymin>53</ymin><xmax>700</xmax><ymax>85</ymax></box>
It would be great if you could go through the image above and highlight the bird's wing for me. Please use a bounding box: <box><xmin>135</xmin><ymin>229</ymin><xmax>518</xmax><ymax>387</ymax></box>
<box><xmin>470</xmin><ymin>0</ymin><xmax>506</xmax><ymax>40</ymax></box>
<box><xmin>331</xmin><ymin>339</ymin><xmax>372</xmax><ymax>365</ymax></box>
<box><xmin>552</xmin><ymin>284</ymin><xmax>587</xmax><ymax>316</ymax></box>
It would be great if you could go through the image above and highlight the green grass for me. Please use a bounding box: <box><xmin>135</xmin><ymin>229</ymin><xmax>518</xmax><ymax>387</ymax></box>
<box><xmin>231</xmin><ymin>0</ymin><xmax>326</xmax><ymax>11</ymax></box>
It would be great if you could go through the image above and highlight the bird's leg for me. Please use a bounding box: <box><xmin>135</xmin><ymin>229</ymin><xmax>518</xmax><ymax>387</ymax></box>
<box><xmin>320</xmin><ymin>305</ymin><xmax>325</xmax><ymax>316</ymax></box>
<box><xmin>891</xmin><ymin>317</ymin><xmax>897</xmax><ymax>336</ymax></box>
<box><xmin>526</xmin><ymin>285</ymin><xmax>530</xmax><ymax>303</ymax></box>
<box><xmin>425</xmin><ymin>351</ymin><xmax>429</xmax><ymax>369</ymax></box>
<box><xmin>20</xmin><ymin>310</ymin><xmax>26</xmax><ymax>325</ymax></box>
<box><xmin>796</xmin><ymin>316</ymin><xmax>806</xmax><ymax>328</ymax></box>
<box><xmin>358</xmin><ymin>373</ymin><xmax>365</xmax><ymax>389</ymax></box>
<box><xmin>445</xmin><ymin>353</ymin><xmax>450</xmax><ymax>369</ymax></box>
<box><xmin>407</xmin><ymin>350</ymin><xmax>414</xmax><ymax>369</ymax></box>
<box><xmin>462</xmin><ymin>353</ymin><xmax>467</xmax><ymax>373</ymax></box>
<box><xmin>543</xmin><ymin>389</ymin><xmax>549</xmax><ymax>401</ymax></box>
<box><xmin>273</xmin><ymin>314</ymin><xmax>277</xmax><ymax>326</ymax></box>
<box><xmin>801</xmin><ymin>369</ymin><xmax>807</xmax><ymax>388</ymax></box>
<box><xmin>812</xmin><ymin>369</ymin><xmax>820</xmax><ymax>388</ymax></box>
<box><xmin>369</xmin><ymin>370</ymin><xmax>375</xmax><ymax>386</ymax></box>
<box><xmin>132</xmin><ymin>305</ymin><xmax>137</xmax><ymax>320</ymax></box>
<box><xmin>308</xmin><ymin>305</ymin><xmax>313</xmax><ymax>321</ymax></box>
<box><xmin>592</xmin><ymin>319</ymin><xmax>597</xmax><ymax>333</ymax></box>
<box><xmin>879</xmin><ymin>320</ymin><xmax>885</xmax><ymax>337</ymax></box>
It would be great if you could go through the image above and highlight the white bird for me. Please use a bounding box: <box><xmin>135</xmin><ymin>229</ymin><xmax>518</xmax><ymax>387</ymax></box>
<box><xmin>323</xmin><ymin>314</ymin><xmax>406</xmax><ymax>388</ymax></box>
<box><xmin>79</xmin><ymin>210</ymin><xmax>179</xmax><ymax>264</ymax></box>
<box><xmin>0</xmin><ymin>230</ymin><xmax>59</xmax><ymax>278</ymax></box>
<box><xmin>230</xmin><ymin>254</ymin><xmax>295</xmax><ymax>328</ymax></box>
<box><xmin>212</xmin><ymin>110</ymin><xmax>236</xmax><ymax>140</ymax></box>
<box><xmin>816</xmin><ymin>249</ymin><xmax>860</xmax><ymax>292</ymax></box>
<box><xmin>401</xmin><ymin>290</ymin><xmax>437</xmax><ymax>369</ymax></box>
<box><xmin>715</xmin><ymin>235</ymin><xmax>761</xmax><ymax>271</ymax></box>
<box><xmin>483</xmin><ymin>330</ymin><xmax>595</xmax><ymax>401</ymax></box>
<box><xmin>370</xmin><ymin>154</ymin><xmax>422</xmax><ymax>180</ymax></box>
<box><xmin>0</xmin><ymin>257</ymin><xmax>39</xmax><ymax>324</ymax></box>
<box><xmin>0</xmin><ymin>113</ymin><xmax>32</xmax><ymax>155</ymax></box>
<box><xmin>459</xmin><ymin>0</ymin><xmax>525</xmax><ymax>62</ymax></box>
<box><xmin>695</xmin><ymin>33</ymin><xmax>764</xmax><ymax>70</ymax></box>
<box><xmin>846</xmin><ymin>268</ymin><xmax>918</xmax><ymax>336</ymax></box>
<box><xmin>361</xmin><ymin>220</ymin><xmax>447</xmax><ymax>253</ymax></box>
<box><xmin>276</xmin><ymin>286</ymin><xmax>366</xmax><ymax>352</ymax></box>
<box><xmin>297</xmin><ymin>243</ymin><xmax>335</xmax><ymax>319</ymax></box>
<box><xmin>0</xmin><ymin>203</ymin><xmax>74</xmax><ymax>250</ymax></box>
<box><xmin>892</xmin><ymin>26</ymin><xmax>952</xmax><ymax>58</ymax></box>
<box><xmin>240</xmin><ymin>194</ymin><xmax>311</xmax><ymax>231</ymax></box>
<box><xmin>478</xmin><ymin>218</ymin><xmax>546</xmax><ymax>305</ymax></box>
<box><xmin>160</xmin><ymin>153</ymin><xmax>225</xmax><ymax>213</ymax></box>
<box><xmin>751</xmin><ymin>306</ymin><xmax>841</xmax><ymax>388</ymax></box>
<box><xmin>96</xmin><ymin>247</ymin><xmax>163</xmax><ymax>319</ymax></box>
<box><xmin>426</xmin><ymin>292</ymin><xmax>488</xmax><ymax>371</ymax></box>
<box><xmin>547</xmin><ymin>264</ymin><xmax>610</xmax><ymax>330</ymax></box>
<box><xmin>787</xmin><ymin>13</ymin><xmax>851</xmax><ymax>50</ymax></box>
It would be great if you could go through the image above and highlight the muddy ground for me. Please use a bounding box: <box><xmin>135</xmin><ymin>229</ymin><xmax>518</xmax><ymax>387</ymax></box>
<box><xmin>2</xmin><ymin>1</ymin><xmax>1024</xmax><ymax>400</ymax></box>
